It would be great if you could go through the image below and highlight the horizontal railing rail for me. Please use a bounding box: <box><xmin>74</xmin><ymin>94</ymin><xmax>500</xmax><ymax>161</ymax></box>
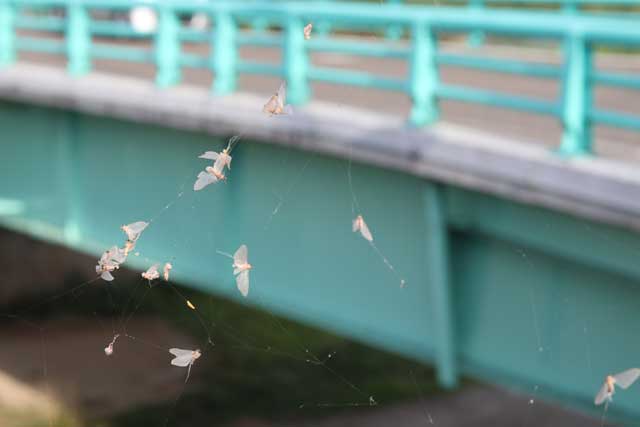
<box><xmin>1</xmin><ymin>0</ymin><xmax>640</xmax><ymax>155</ymax></box>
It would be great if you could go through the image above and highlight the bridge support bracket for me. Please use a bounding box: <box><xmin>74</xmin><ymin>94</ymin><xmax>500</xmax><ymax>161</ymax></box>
<box><xmin>423</xmin><ymin>182</ymin><xmax>458</xmax><ymax>389</ymax></box>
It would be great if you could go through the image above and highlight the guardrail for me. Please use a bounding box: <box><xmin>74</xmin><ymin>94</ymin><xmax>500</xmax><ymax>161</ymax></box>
<box><xmin>0</xmin><ymin>0</ymin><xmax>639</xmax><ymax>155</ymax></box>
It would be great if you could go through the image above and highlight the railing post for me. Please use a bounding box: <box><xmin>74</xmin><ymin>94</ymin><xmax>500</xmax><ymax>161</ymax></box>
<box><xmin>562</xmin><ymin>0</ymin><xmax>579</xmax><ymax>17</ymax></box>
<box><xmin>155</xmin><ymin>4</ymin><xmax>180</xmax><ymax>88</ymax></box>
<box><xmin>284</xmin><ymin>15</ymin><xmax>309</xmax><ymax>105</ymax></box>
<box><xmin>385</xmin><ymin>0</ymin><xmax>403</xmax><ymax>41</ymax></box>
<box><xmin>467</xmin><ymin>0</ymin><xmax>485</xmax><ymax>47</ymax></box>
<box><xmin>0</xmin><ymin>0</ymin><xmax>16</xmax><ymax>68</ymax></box>
<box><xmin>559</xmin><ymin>34</ymin><xmax>592</xmax><ymax>155</ymax></box>
<box><xmin>66</xmin><ymin>0</ymin><xmax>91</xmax><ymax>76</ymax></box>
<box><xmin>212</xmin><ymin>8</ymin><xmax>237</xmax><ymax>95</ymax></box>
<box><xmin>409</xmin><ymin>21</ymin><xmax>438</xmax><ymax>127</ymax></box>
<box><xmin>423</xmin><ymin>182</ymin><xmax>457</xmax><ymax>389</ymax></box>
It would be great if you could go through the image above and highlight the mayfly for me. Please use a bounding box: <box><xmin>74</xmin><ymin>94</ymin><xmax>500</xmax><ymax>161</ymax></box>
<box><xmin>352</xmin><ymin>214</ymin><xmax>373</xmax><ymax>242</ymax></box>
<box><xmin>122</xmin><ymin>221</ymin><xmax>149</xmax><ymax>255</ymax></box>
<box><xmin>122</xmin><ymin>221</ymin><xmax>149</xmax><ymax>243</ymax></box>
<box><xmin>263</xmin><ymin>82</ymin><xmax>293</xmax><ymax>116</ymax></box>
<box><xmin>141</xmin><ymin>264</ymin><xmax>160</xmax><ymax>282</ymax></box>
<box><xmin>169</xmin><ymin>348</ymin><xmax>201</xmax><ymax>383</ymax></box>
<box><xmin>232</xmin><ymin>244</ymin><xmax>252</xmax><ymax>297</ymax></box>
<box><xmin>595</xmin><ymin>368</ymin><xmax>640</xmax><ymax>405</ymax></box>
<box><xmin>351</xmin><ymin>215</ymin><xmax>405</xmax><ymax>287</ymax></box>
<box><xmin>96</xmin><ymin>246</ymin><xmax>126</xmax><ymax>281</ymax></box>
<box><xmin>199</xmin><ymin>142</ymin><xmax>232</xmax><ymax>176</ymax></box>
<box><xmin>163</xmin><ymin>262</ymin><xmax>172</xmax><ymax>281</ymax></box>
<box><xmin>104</xmin><ymin>334</ymin><xmax>120</xmax><ymax>356</ymax></box>
<box><xmin>304</xmin><ymin>23</ymin><xmax>313</xmax><ymax>40</ymax></box>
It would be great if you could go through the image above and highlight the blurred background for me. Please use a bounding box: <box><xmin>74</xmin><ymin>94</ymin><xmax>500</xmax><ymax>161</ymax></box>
<box><xmin>1</xmin><ymin>0</ymin><xmax>640</xmax><ymax>426</ymax></box>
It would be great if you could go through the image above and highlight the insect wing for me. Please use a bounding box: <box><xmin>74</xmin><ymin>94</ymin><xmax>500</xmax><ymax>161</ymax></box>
<box><xmin>263</xmin><ymin>95</ymin><xmax>279</xmax><ymax>114</ymax></box>
<box><xmin>233</xmin><ymin>244</ymin><xmax>248</xmax><ymax>265</ymax></box>
<box><xmin>359</xmin><ymin>217</ymin><xmax>374</xmax><ymax>242</ymax></box>
<box><xmin>594</xmin><ymin>382</ymin><xmax>610</xmax><ymax>405</ymax></box>
<box><xmin>169</xmin><ymin>348</ymin><xmax>195</xmax><ymax>367</ymax></box>
<box><xmin>194</xmin><ymin>171</ymin><xmax>217</xmax><ymax>191</ymax></box>
<box><xmin>212</xmin><ymin>156</ymin><xmax>226</xmax><ymax>174</ymax></box>
<box><xmin>123</xmin><ymin>221</ymin><xmax>148</xmax><ymax>241</ymax></box>
<box><xmin>199</xmin><ymin>151</ymin><xmax>219</xmax><ymax>161</ymax></box>
<box><xmin>236</xmin><ymin>270</ymin><xmax>250</xmax><ymax>297</ymax></box>
<box><xmin>352</xmin><ymin>217</ymin><xmax>359</xmax><ymax>233</ymax></box>
<box><xmin>276</xmin><ymin>82</ymin><xmax>287</xmax><ymax>110</ymax></box>
<box><xmin>614</xmin><ymin>368</ymin><xmax>640</xmax><ymax>389</ymax></box>
<box><xmin>110</xmin><ymin>246</ymin><xmax>127</xmax><ymax>264</ymax></box>
<box><xmin>101</xmin><ymin>271</ymin><xmax>114</xmax><ymax>282</ymax></box>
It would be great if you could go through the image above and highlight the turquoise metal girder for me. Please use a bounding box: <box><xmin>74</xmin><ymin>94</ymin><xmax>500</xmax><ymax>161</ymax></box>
<box><xmin>2</xmin><ymin>100</ymin><xmax>640</xmax><ymax>423</ymax></box>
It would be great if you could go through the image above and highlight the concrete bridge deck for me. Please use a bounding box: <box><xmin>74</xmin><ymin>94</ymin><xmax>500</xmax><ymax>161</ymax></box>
<box><xmin>13</xmin><ymin>36</ymin><xmax>640</xmax><ymax>161</ymax></box>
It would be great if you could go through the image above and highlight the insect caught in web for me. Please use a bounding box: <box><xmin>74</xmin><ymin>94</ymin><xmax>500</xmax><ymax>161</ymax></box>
<box><xmin>141</xmin><ymin>264</ymin><xmax>160</xmax><ymax>282</ymax></box>
<box><xmin>232</xmin><ymin>245</ymin><xmax>252</xmax><ymax>298</ymax></box>
<box><xmin>304</xmin><ymin>23</ymin><xmax>313</xmax><ymax>40</ymax></box>
<box><xmin>594</xmin><ymin>368</ymin><xmax>640</xmax><ymax>405</ymax></box>
<box><xmin>169</xmin><ymin>348</ymin><xmax>202</xmax><ymax>383</ymax></box>
<box><xmin>263</xmin><ymin>82</ymin><xmax>293</xmax><ymax>116</ymax></box>
<box><xmin>352</xmin><ymin>214</ymin><xmax>373</xmax><ymax>242</ymax></box>
<box><xmin>96</xmin><ymin>246</ymin><xmax>127</xmax><ymax>282</ymax></box>
<box><xmin>121</xmin><ymin>221</ymin><xmax>149</xmax><ymax>255</ymax></box>
<box><xmin>163</xmin><ymin>262</ymin><xmax>172</xmax><ymax>281</ymax></box>
<box><xmin>104</xmin><ymin>334</ymin><xmax>120</xmax><ymax>356</ymax></box>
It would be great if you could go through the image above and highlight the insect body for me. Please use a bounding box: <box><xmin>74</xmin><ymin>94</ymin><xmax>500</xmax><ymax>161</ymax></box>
<box><xmin>263</xmin><ymin>82</ymin><xmax>293</xmax><ymax>116</ymax></box>
<box><xmin>352</xmin><ymin>215</ymin><xmax>373</xmax><ymax>242</ymax></box>
<box><xmin>163</xmin><ymin>262</ymin><xmax>172</xmax><ymax>281</ymax></box>
<box><xmin>141</xmin><ymin>264</ymin><xmax>160</xmax><ymax>282</ymax></box>
<box><xmin>303</xmin><ymin>23</ymin><xmax>313</xmax><ymax>40</ymax></box>
<box><xmin>96</xmin><ymin>246</ymin><xmax>127</xmax><ymax>281</ymax></box>
<box><xmin>104</xmin><ymin>334</ymin><xmax>120</xmax><ymax>356</ymax></box>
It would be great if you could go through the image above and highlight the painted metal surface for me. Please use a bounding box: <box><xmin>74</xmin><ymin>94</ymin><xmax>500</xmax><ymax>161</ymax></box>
<box><xmin>2</xmin><ymin>98</ymin><xmax>640</xmax><ymax>423</ymax></box>
<box><xmin>1</xmin><ymin>0</ymin><xmax>640</xmax><ymax>155</ymax></box>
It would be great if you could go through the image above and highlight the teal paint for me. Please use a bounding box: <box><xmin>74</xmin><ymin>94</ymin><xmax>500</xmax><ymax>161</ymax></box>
<box><xmin>155</xmin><ymin>5</ymin><xmax>180</xmax><ymax>88</ymax></box>
<box><xmin>559</xmin><ymin>35</ymin><xmax>592</xmax><ymax>155</ymax></box>
<box><xmin>424</xmin><ymin>183</ymin><xmax>458</xmax><ymax>389</ymax></box>
<box><xmin>445</xmin><ymin>187</ymin><xmax>640</xmax><ymax>282</ymax></box>
<box><xmin>467</xmin><ymin>0</ymin><xmax>486</xmax><ymax>47</ymax></box>
<box><xmin>3</xmin><ymin>100</ymin><xmax>640</xmax><ymax>423</ymax></box>
<box><xmin>212</xmin><ymin>9</ymin><xmax>237</xmax><ymax>95</ymax></box>
<box><xmin>0</xmin><ymin>0</ymin><xmax>16</xmax><ymax>68</ymax></box>
<box><xmin>66</xmin><ymin>1</ymin><xmax>90</xmax><ymax>76</ymax></box>
<box><xmin>58</xmin><ymin>113</ymin><xmax>83</xmax><ymax>245</ymax></box>
<box><xmin>409</xmin><ymin>22</ymin><xmax>439</xmax><ymax>126</ymax></box>
<box><xmin>284</xmin><ymin>16</ymin><xmax>309</xmax><ymax>105</ymax></box>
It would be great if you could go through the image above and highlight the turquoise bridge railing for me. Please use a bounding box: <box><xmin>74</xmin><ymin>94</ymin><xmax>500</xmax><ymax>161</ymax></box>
<box><xmin>1</xmin><ymin>0</ymin><xmax>640</xmax><ymax>155</ymax></box>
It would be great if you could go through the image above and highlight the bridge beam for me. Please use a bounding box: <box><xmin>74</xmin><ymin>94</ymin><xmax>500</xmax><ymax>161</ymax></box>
<box><xmin>423</xmin><ymin>182</ymin><xmax>458</xmax><ymax>389</ymax></box>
